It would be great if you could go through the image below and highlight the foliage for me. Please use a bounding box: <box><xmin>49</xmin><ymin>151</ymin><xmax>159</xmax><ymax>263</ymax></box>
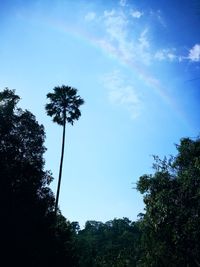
<box><xmin>0</xmin><ymin>88</ymin><xmax>76</xmax><ymax>266</ymax></box>
<box><xmin>45</xmin><ymin>85</ymin><xmax>84</xmax><ymax>126</ymax></box>
<box><xmin>137</xmin><ymin>137</ymin><xmax>200</xmax><ymax>267</ymax></box>
<box><xmin>75</xmin><ymin>218</ymin><xmax>141</xmax><ymax>267</ymax></box>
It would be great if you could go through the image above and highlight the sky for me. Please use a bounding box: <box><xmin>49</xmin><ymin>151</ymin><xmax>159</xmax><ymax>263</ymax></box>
<box><xmin>0</xmin><ymin>0</ymin><xmax>200</xmax><ymax>227</ymax></box>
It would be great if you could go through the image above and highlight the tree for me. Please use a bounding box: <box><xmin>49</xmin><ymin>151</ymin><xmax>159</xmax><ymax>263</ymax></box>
<box><xmin>75</xmin><ymin>218</ymin><xmax>141</xmax><ymax>267</ymax></box>
<box><xmin>136</xmin><ymin>137</ymin><xmax>200</xmax><ymax>267</ymax></box>
<box><xmin>0</xmin><ymin>88</ymin><xmax>78</xmax><ymax>267</ymax></box>
<box><xmin>45</xmin><ymin>85</ymin><xmax>84</xmax><ymax>214</ymax></box>
<box><xmin>0</xmin><ymin>88</ymin><xmax>56</xmax><ymax>266</ymax></box>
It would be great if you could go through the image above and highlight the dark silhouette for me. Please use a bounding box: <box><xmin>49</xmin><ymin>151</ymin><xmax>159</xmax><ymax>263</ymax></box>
<box><xmin>137</xmin><ymin>137</ymin><xmax>200</xmax><ymax>266</ymax></box>
<box><xmin>45</xmin><ymin>85</ymin><xmax>84</xmax><ymax>215</ymax></box>
<box><xmin>75</xmin><ymin>218</ymin><xmax>141</xmax><ymax>267</ymax></box>
<box><xmin>0</xmin><ymin>88</ymin><xmax>77</xmax><ymax>266</ymax></box>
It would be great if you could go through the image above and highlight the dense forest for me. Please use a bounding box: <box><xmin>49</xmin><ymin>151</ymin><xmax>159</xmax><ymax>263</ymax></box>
<box><xmin>1</xmin><ymin>88</ymin><xmax>200</xmax><ymax>267</ymax></box>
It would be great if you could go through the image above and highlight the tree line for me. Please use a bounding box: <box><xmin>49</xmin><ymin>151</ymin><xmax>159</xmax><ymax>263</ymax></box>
<box><xmin>0</xmin><ymin>87</ymin><xmax>200</xmax><ymax>266</ymax></box>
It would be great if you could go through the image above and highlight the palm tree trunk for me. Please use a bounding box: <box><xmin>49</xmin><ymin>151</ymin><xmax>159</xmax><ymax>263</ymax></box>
<box><xmin>55</xmin><ymin>112</ymin><xmax>66</xmax><ymax>215</ymax></box>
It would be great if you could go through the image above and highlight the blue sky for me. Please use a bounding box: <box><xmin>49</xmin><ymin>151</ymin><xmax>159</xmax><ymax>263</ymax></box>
<box><xmin>0</xmin><ymin>0</ymin><xmax>199</xmax><ymax>227</ymax></box>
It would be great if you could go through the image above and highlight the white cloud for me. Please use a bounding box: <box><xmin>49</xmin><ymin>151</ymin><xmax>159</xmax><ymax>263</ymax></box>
<box><xmin>101</xmin><ymin>9</ymin><xmax>151</xmax><ymax>65</ymax></box>
<box><xmin>85</xmin><ymin>12</ymin><xmax>96</xmax><ymax>22</ymax></box>
<box><xmin>154</xmin><ymin>49</ymin><xmax>177</xmax><ymax>62</ymax></box>
<box><xmin>154</xmin><ymin>50</ymin><xmax>165</xmax><ymax>61</ymax></box>
<box><xmin>119</xmin><ymin>0</ymin><xmax>127</xmax><ymax>7</ymax></box>
<box><xmin>154</xmin><ymin>45</ymin><xmax>200</xmax><ymax>63</ymax></box>
<box><xmin>167</xmin><ymin>53</ymin><xmax>176</xmax><ymax>61</ymax></box>
<box><xmin>138</xmin><ymin>29</ymin><xmax>152</xmax><ymax>64</ymax></box>
<box><xmin>102</xmin><ymin>70</ymin><xmax>142</xmax><ymax>119</ymax></box>
<box><xmin>139</xmin><ymin>29</ymin><xmax>149</xmax><ymax>49</ymax></box>
<box><xmin>103</xmin><ymin>9</ymin><xmax>128</xmax><ymax>41</ymax></box>
<box><xmin>188</xmin><ymin>44</ymin><xmax>200</xmax><ymax>62</ymax></box>
<box><xmin>83</xmin><ymin>6</ymin><xmax>200</xmax><ymax>68</ymax></box>
<box><xmin>104</xmin><ymin>9</ymin><xmax>115</xmax><ymax>17</ymax></box>
<box><xmin>88</xmin><ymin>7</ymin><xmax>196</xmax><ymax>67</ymax></box>
<box><xmin>84</xmin><ymin>6</ymin><xmax>200</xmax><ymax>70</ymax></box>
<box><xmin>131</xmin><ymin>10</ymin><xmax>143</xmax><ymax>18</ymax></box>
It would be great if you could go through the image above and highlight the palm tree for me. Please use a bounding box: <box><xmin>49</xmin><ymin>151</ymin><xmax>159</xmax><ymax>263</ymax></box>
<box><xmin>45</xmin><ymin>85</ymin><xmax>84</xmax><ymax>215</ymax></box>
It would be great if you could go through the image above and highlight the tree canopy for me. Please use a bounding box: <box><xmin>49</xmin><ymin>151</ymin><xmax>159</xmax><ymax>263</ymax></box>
<box><xmin>137</xmin><ymin>137</ymin><xmax>200</xmax><ymax>267</ymax></box>
<box><xmin>45</xmin><ymin>85</ymin><xmax>84</xmax><ymax>126</ymax></box>
<box><xmin>75</xmin><ymin>218</ymin><xmax>141</xmax><ymax>267</ymax></box>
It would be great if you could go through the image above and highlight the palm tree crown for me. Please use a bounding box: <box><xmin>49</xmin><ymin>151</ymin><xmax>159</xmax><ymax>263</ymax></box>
<box><xmin>45</xmin><ymin>85</ymin><xmax>84</xmax><ymax>126</ymax></box>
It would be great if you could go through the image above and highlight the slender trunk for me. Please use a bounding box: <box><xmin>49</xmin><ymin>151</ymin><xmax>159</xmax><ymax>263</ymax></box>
<box><xmin>55</xmin><ymin>112</ymin><xmax>66</xmax><ymax>215</ymax></box>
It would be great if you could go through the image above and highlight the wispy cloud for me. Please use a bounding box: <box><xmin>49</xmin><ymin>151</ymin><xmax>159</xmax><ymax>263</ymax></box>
<box><xmin>83</xmin><ymin>6</ymin><xmax>199</xmax><ymax>67</ymax></box>
<box><xmin>100</xmin><ymin>9</ymin><xmax>152</xmax><ymax>65</ymax></box>
<box><xmin>138</xmin><ymin>28</ymin><xmax>152</xmax><ymax>64</ymax></box>
<box><xmin>156</xmin><ymin>10</ymin><xmax>166</xmax><ymax>28</ymax></box>
<box><xmin>103</xmin><ymin>9</ymin><xmax>128</xmax><ymax>41</ymax></box>
<box><xmin>188</xmin><ymin>44</ymin><xmax>200</xmax><ymax>62</ymax></box>
<box><xmin>101</xmin><ymin>9</ymin><xmax>134</xmax><ymax>63</ymax></box>
<box><xmin>119</xmin><ymin>0</ymin><xmax>127</xmax><ymax>7</ymax></box>
<box><xmin>131</xmin><ymin>10</ymin><xmax>143</xmax><ymax>18</ymax></box>
<box><xmin>150</xmin><ymin>9</ymin><xmax>167</xmax><ymax>28</ymax></box>
<box><xmin>154</xmin><ymin>49</ymin><xmax>177</xmax><ymax>62</ymax></box>
<box><xmin>85</xmin><ymin>12</ymin><xmax>96</xmax><ymax>22</ymax></box>
<box><xmin>154</xmin><ymin>44</ymin><xmax>200</xmax><ymax>63</ymax></box>
<box><xmin>102</xmin><ymin>70</ymin><xmax>142</xmax><ymax>119</ymax></box>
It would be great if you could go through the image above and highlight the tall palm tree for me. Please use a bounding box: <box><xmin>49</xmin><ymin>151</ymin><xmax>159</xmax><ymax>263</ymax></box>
<box><xmin>45</xmin><ymin>85</ymin><xmax>84</xmax><ymax>215</ymax></box>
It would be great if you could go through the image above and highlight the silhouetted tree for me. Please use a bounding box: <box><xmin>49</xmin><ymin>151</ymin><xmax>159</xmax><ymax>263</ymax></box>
<box><xmin>45</xmin><ymin>85</ymin><xmax>84</xmax><ymax>214</ymax></box>
<box><xmin>0</xmin><ymin>88</ymin><xmax>77</xmax><ymax>267</ymax></box>
<box><xmin>0</xmin><ymin>89</ymin><xmax>56</xmax><ymax>265</ymax></box>
<box><xmin>137</xmin><ymin>137</ymin><xmax>200</xmax><ymax>267</ymax></box>
<box><xmin>75</xmin><ymin>218</ymin><xmax>141</xmax><ymax>267</ymax></box>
